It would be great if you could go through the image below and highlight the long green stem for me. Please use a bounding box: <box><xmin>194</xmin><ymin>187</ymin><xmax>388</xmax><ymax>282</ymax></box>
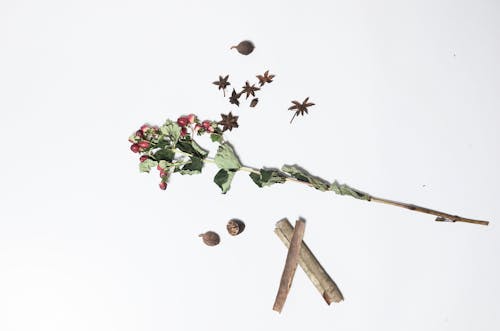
<box><xmin>175</xmin><ymin>148</ymin><xmax>489</xmax><ymax>226</ymax></box>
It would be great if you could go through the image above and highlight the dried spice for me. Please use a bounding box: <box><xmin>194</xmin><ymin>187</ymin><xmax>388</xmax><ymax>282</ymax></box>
<box><xmin>275</xmin><ymin>218</ymin><xmax>343</xmax><ymax>305</ymax></box>
<box><xmin>230</xmin><ymin>40</ymin><xmax>255</xmax><ymax>55</ymax></box>
<box><xmin>273</xmin><ymin>219</ymin><xmax>305</xmax><ymax>313</ymax></box>
<box><xmin>199</xmin><ymin>231</ymin><xmax>220</xmax><ymax>246</ymax></box>
<box><xmin>227</xmin><ymin>219</ymin><xmax>245</xmax><ymax>236</ymax></box>
<box><xmin>288</xmin><ymin>97</ymin><xmax>315</xmax><ymax>123</ymax></box>
<box><xmin>229</xmin><ymin>89</ymin><xmax>241</xmax><ymax>107</ymax></box>
<box><xmin>241</xmin><ymin>81</ymin><xmax>260</xmax><ymax>99</ymax></box>
<box><xmin>256</xmin><ymin>70</ymin><xmax>275</xmax><ymax>86</ymax></box>
<box><xmin>219</xmin><ymin>112</ymin><xmax>239</xmax><ymax>132</ymax></box>
<box><xmin>211</xmin><ymin>69</ymin><xmax>273</xmax><ymax>109</ymax></box>
<box><xmin>212</xmin><ymin>75</ymin><xmax>230</xmax><ymax>96</ymax></box>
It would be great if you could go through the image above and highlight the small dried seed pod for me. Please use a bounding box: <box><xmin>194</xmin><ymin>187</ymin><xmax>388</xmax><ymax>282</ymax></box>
<box><xmin>231</xmin><ymin>40</ymin><xmax>255</xmax><ymax>55</ymax></box>
<box><xmin>250</xmin><ymin>98</ymin><xmax>259</xmax><ymax>108</ymax></box>
<box><xmin>226</xmin><ymin>219</ymin><xmax>245</xmax><ymax>236</ymax></box>
<box><xmin>199</xmin><ymin>231</ymin><xmax>220</xmax><ymax>246</ymax></box>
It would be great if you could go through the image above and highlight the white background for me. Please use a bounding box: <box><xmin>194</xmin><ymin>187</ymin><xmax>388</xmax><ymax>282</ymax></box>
<box><xmin>1</xmin><ymin>0</ymin><xmax>499</xmax><ymax>330</ymax></box>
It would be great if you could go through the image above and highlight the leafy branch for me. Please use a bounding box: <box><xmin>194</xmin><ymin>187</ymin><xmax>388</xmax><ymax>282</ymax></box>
<box><xmin>129</xmin><ymin>116</ymin><xmax>490</xmax><ymax>226</ymax></box>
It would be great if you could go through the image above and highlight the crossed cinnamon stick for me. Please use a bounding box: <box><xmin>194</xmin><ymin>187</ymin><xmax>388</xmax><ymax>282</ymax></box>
<box><xmin>273</xmin><ymin>218</ymin><xmax>343</xmax><ymax>313</ymax></box>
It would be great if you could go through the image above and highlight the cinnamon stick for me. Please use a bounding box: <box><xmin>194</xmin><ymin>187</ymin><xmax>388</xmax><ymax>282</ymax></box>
<box><xmin>273</xmin><ymin>219</ymin><xmax>306</xmax><ymax>313</ymax></box>
<box><xmin>275</xmin><ymin>218</ymin><xmax>343</xmax><ymax>305</ymax></box>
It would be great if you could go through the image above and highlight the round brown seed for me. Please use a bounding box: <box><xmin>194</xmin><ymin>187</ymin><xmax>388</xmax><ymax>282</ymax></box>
<box><xmin>226</xmin><ymin>219</ymin><xmax>245</xmax><ymax>236</ymax></box>
<box><xmin>231</xmin><ymin>40</ymin><xmax>255</xmax><ymax>55</ymax></box>
<box><xmin>199</xmin><ymin>231</ymin><xmax>220</xmax><ymax>246</ymax></box>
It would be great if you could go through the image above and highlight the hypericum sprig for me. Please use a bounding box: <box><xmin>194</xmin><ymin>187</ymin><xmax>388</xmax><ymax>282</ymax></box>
<box><xmin>128</xmin><ymin>114</ymin><xmax>227</xmax><ymax>189</ymax></box>
<box><xmin>128</xmin><ymin>116</ymin><xmax>490</xmax><ymax>226</ymax></box>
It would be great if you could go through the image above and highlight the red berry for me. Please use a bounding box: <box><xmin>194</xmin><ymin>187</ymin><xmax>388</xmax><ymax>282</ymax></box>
<box><xmin>207</xmin><ymin>126</ymin><xmax>214</xmax><ymax>133</ymax></box>
<box><xmin>157</xmin><ymin>164</ymin><xmax>163</xmax><ymax>171</ymax></box>
<box><xmin>140</xmin><ymin>124</ymin><xmax>150</xmax><ymax>132</ymax></box>
<box><xmin>139</xmin><ymin>155</ymin><xmax>149</xmax><ymax>162</ymax></box>
<box><xmin>159</xmin><ymin>182</ymin><xmax>167</xmax><ymax>190</ymax></box>
<box><xmin>177</xmin><ymin>117</ymin><xmax>188</xmax><ymax>127</ymax></box>
<box><xmin>135</xmin><ymin>130</ymin><xmax>144</xmax><ymax>138</ymax></box>
<box><xmin>180</xmin><ymin>127</ymin><xmax>188</xmax><ymax>137</ymax></box>
<box><xmin>138</xmin><ymin>141</ymin><xmax>150</xmax><ymax>149</ymax></box>
<box><xmin>187</xmin><ymin>114</ymin><xmax>196</xmax><ymax>124</ymax></box>
<box><xmin>202</xmin><ymin>120</ymin><xmax>211</xmax><ymax>130</ymax></box>
<box><xmin>130</xmin><ymin>144</ymin><xmax>140</xmax><ymax>153</ymax></box>
<box><xmin>159</xmin><ymin>169</ymin><xmax>167</xmax><ymax>177</ymax></box>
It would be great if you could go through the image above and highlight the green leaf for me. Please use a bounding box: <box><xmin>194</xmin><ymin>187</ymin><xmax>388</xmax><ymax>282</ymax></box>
<box><xmin>214</xmin><ymin>143</ymin><xmax>241</xmax><ymax>171</ymax></box>
<box><xmin>281</xmin><ymin>165</ymin><xmax>330</xmax><ymax>191</ymax></box>
<box><xmin>139</xmin><ymin>159</ymin><xmax>158</xmax><ymax>173</ymax></box>
<box><xmin>160</xmin><ymin>120</ymin><xmax>181</xmax><ymax>145</ymax></box>
<box><xmin>176</xmin><ymin>137</ymin><xmax>208</xmax><ymax>159</ymax></box>
<box><xmin>330</xmin><ymin>181</ymin><xmax>370</xmax><ymax>200</ymax></box>
<box><xmin>154</xmin><ymin>138</ymin><xmax>171</xmax><ymax>149</ymax></box>
<box><xmin>214</xmin><ymin>169</ymin><xmax>236</xmax><ymax>194</ymax></box>
<box><xmin>210</xmin><ymin>133</ymin><xmax>223</xmax><ymax>143</ymax></box>
<box><xmin>249</xmin><ymin>169</ymin><xmax>287</xmax><ymax>187</ymax></box>
<box><xmin>179</xmin><ymin>157</ymin><xmax>204</xmax><ymax>175</ymax></box>
<box><xmin>154</xmin><ymin>148</ymin><xmax>175</xmax><ymax>162</ymax></box>
<box><xmin>281</xmin><ymin>164</ymin><xmax>371</xmax><ymax>200</ymax></box>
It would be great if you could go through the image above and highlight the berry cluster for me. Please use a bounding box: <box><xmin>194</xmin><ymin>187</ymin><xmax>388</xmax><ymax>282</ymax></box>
<box><xmin>129</xmin><ymin>124</ymin><xmax>158</xmax><ymax>153</ymax></box>
<box><xmin>128</xmin><ymin>115</ymin><xmax>221</xmax><ymax>190</ymax></box>
<box><xmin>176</xmin><ymin>114</ymin><xmax>215</xmax><ymax>137</ymax></box>
<box><xmin>129</xmin><ymin>115</ymin><xmax>218</xmax><ymax>153</ymax></box>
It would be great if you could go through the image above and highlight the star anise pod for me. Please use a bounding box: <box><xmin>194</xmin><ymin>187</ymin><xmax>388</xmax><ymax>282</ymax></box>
<box><xmin>288</xmin><ymin>97</ymin><xmax>315</xmax><ymax>123</ymax></box>
<box><xmin>213</xmin><ymin>75</ymin><xmax>230</xmax><ymax>96</ymax></box>
<box><xmin>241</xmin><ymin>81</ymin><xmax>260</xmax><ymax>99</ymax></box>
<box><xmin>256</xmin><ymin>70</ymin><xmax>275</xmax><ymax>86</ymax></box>
<box><xmin>219</xmin><ymin>112</ymin><xmax>239</xmax><ymax>131</ymax></box>
<box><xmin>229</xmin><ymin>89</ymin><xmax>241</xmax><ymax>106</ymax></box>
